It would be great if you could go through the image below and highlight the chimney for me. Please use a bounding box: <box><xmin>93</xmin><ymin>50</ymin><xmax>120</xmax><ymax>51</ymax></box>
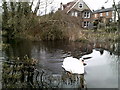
<box><xmin>101</xmin><ymin>6</ymin><xmax>105</xmax><ymax>9</ymax></box>
<box><xmin>60</xmin><ymin>2</ymin><xmax>63</xmax><ymax>10</ymax></box>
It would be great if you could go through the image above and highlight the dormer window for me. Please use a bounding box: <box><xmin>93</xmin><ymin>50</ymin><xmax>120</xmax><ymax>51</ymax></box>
<box><xmin>79</xmin><ymin>3</ymin><xmax>83</xmax><ymax>8</ymax></box>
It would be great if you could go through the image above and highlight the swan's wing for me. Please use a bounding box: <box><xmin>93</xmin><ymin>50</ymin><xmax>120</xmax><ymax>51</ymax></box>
<box><xmin>62</xmin><ymin>57</ymin><xmax>84</xmax><ymax>74</ymax></box>
<box><xmin>62</xmin><ymin>57</ymin><xmax>75</xmax><ymax>72</ymax></box>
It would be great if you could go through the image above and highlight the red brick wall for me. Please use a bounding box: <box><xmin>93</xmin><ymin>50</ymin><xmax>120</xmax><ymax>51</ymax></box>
<box><xmin>92</xmin><ymin>11</ymin><xmax>113</xmax><ymax>20</ymax></box>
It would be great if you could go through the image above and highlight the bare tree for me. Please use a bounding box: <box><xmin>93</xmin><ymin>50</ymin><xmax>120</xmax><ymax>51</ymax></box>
<box><xmin>33</xmin><ymin>0</ymin><xmax>54</xmax><ymax>16</ymax></box>
<box><xmin>44</xmin><ymin>0</ymin><xmax>54</xmax><ymax>15</ymax></box>
<box><xmin>34</xmin><ymin>0</ymin><xmax>41</xmax><ymax>14</ymax></box>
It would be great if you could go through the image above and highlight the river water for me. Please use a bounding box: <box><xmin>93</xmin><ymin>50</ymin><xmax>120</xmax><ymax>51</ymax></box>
<box><xmin>2</xmin><ymin>38</ymin><xmax>119</xmax><ymax>88</ymax></box>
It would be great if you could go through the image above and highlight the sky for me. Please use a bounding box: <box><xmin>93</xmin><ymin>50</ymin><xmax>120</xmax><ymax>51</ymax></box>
<box><xmin>55</xmin><ymin>0</ymin><xmax>120</xmax><ymax>10</ymax></box>
<box><xmin>35</xmin><ymin>0</ymin><xmax>120</xmax><ymax>15</ymax></box>
<box><xmin>1</xmin><ymin>0</ymin><xmax>120</xmax><ymax>15</ymax></box>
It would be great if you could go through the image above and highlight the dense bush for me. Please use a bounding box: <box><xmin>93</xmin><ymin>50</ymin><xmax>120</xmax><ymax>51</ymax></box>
<box><xmin>2</xmin><ymin>2</ymin><xmax>38</xmax><ymax>39</ymax></box>
<box><xmin>105</xmin><ymin>26</ymin><xmax>117</xmax><ymax>32</ymax></box>
<box><xmin>2</xmin><ymin>1</ymin><xmax>82</xmax><ymax>41</ymax></box>
<box><xmin>40</xmin><ymin>21</ymin><xmax>65</xmax><ymax>41</ymax></box>
<box><xmin>105</xmin><ymin>22</ymin><xmax>118</xmax><ymax>32</ymax></box>
<box><xmin>27</xmin><ymin>11</ymin><xmax>82</xmax><ymax>41</ymax></box>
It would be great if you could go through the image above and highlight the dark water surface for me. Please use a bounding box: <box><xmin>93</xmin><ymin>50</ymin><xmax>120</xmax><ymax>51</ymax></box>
<box><xmin>2</xmin><ymin>38</ymin><xmax>119</xmax><ymax>88</ymax></box>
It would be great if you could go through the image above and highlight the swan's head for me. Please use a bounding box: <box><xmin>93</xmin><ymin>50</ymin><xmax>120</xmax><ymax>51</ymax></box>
<box><xmin>79</xmin><ymin>58</ymin><xmax>84</xmax><ymax>63</ymax></box>
<box><xmin>79</xmin><ymin>58</ymin><xmax>87</xmax><ymax>66</ymax></box>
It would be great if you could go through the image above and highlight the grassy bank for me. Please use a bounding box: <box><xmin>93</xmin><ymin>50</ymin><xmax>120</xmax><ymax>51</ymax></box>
<box><xmin>80</xmin><ymin>30</ymin><xmax>119</xmax><ymax>43</ymax></box>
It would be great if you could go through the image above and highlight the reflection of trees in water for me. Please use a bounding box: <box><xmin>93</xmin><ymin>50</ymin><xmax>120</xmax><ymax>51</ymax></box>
<box><xmin>35</xmin><ymin>70</ymin><xmax>87</xmax><ymax>88</ymax></box>
<box><xmin>2</xmin><ymin>56</ymin><xmax>37</xmax><ymax>88</ymax></box>
<box><xmin>94</xmin><ymin>42</ymin><xmax>119</xmax><ymax>55</ymax></box>
<box><xmin>33</xmin><ymin>41</ymin><xmax>93</xmax><ymax>59</ymax></box>
<box><xmin>4</xmin><ymin>39</ymin><xmax>32</xmax><ymax>59</ymax></box>
<box><xmin>31</xmin><ymin>41</ymin><xmax>119</xmax><ymax>58</ymax></box>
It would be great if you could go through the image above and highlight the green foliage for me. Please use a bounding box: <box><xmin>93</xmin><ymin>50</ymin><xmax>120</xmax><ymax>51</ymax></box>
<box><xmin>2</xmin><ymin>55</ymin><xmax>38</xmax><ymax>88</ymax></box>
<box><xmin>40</xmin><ymin>21</ymin><xmax>65</xmax><ymax>41</ymax></box>
<box><xmin>2</xmin><ymin>2</ymin><xmax>9</xmax><ymax>30</ymax></box>
<box><xmin>105</xmin><ymin>26</ymin><xmax>117</xmax><ymax>32</ymax></box>
<box><xmin>0</xmin><ymin>43</ymin><xmax>10</xmax><ymax>50</ymax></box>
<box><xmin>2</xmin><ymin>2</ymin><xmax>35</xmax><ymax>39</ymax></box>
<box><xmin>2</xmin><ymin>2</ymin><xmax>81</xmax><ymax>41</ymax></box>
<box><xmin>105</xmin><ymin>22</ymin><xmax>117</xmax><ymax>32</ymax></box>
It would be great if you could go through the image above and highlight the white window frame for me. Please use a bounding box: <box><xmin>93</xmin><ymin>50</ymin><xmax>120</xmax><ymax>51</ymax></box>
<box><xmin>95</xmin><ymin>14</ymin><xmax>97</xmax><ymax>18</ymax></box>
<box><xmin>84</xmin><ymin>11</ymin><xmax>90</xmax><ymax>18</ymax></box>
<box><xmin>83</xmin><ymin>21</ymin><xmax>89</xmax><ymax>28</ymax></box>
<box><xmin>100</xmin><ymin>13</ymin><xmax>102</xmax><ymax>17</ymax></box>
<box><xmin>71</xmin><ymin>12</ymin><xmax>74</xmax><ymax>16</ymax></box>
<box><xmin>75</xmin><ymin>11</ymin><xmax>78</xmax><ymax>17</ymax></box>
<box><xmin>106</xmin><ymin>12</ymin><xmax>109</xmax><ymax>16</ymax></box>
<box><xmin>71</xmin><ymin>11</ymin><xmax>78</xmax><ymax>17</ymax></box>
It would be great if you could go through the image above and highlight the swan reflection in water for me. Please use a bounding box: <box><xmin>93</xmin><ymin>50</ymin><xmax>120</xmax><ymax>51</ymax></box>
<box><xmin>35</xmin><ymin>69</ymin><xmax>87</xmax><ymax>88</ymax></box>
<box><xmin>61</xmin><ymin>72</ymin><xmax>86</xmax><ymax>88</ymax></box>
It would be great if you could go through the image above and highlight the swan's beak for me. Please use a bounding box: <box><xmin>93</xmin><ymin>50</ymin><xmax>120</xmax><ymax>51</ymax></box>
<box><xmin>82</xmin><ymin>59</ymin><xmax>87</xmax><ymax>66</ymax></box>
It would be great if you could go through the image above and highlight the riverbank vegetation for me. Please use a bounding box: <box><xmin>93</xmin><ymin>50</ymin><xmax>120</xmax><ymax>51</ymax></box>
<box><xmin>2</xmin><ymin>1</ymin><xmax>81</xmax><ymax>41</ymax></box>
<box><xmin>80</xmin><ymin>29</ymin><xmax>119</xmax><ymax>43</ymax></box>
<box><xmin>2</xmin><ymin>55</ymin><xmax>38</xmax><ymax>88</ymax></box>
<box><xmin>2</xmin><ymin>1</ymin><xmax>119</xmax><ymax>43</ymax></box>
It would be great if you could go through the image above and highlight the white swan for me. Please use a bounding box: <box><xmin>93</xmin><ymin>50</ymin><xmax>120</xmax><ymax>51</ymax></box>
<box><xmin>62</xmin><ymin>57</ymin><xmax>84</xmax><ymax>74</ymax></box>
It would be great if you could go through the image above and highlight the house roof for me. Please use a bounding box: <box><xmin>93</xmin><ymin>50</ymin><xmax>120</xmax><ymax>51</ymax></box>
<box><xmin>93</xmin><ymin>7</ymin><xmax>114</xmax><ymax>13</ymax></box>
<box><xmin>62</xmin><ymin>0</ymin><xmax>92</xmax><ymax>13</ymax></box>
<box><xmin>66</xmin><ymin>0</ymin><xmax>81</xmax><ymax>13</ymax></box>
<box><xmin>63</xmin><ymin>1</ymin><xmax>76</xmax><ymax>13</ymax></box>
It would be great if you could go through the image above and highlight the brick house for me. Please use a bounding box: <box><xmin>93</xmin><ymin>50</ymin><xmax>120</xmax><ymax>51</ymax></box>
<box><xmin>60</xmin><ymin>0</ymin><xmax>92</xmax><ymax>28</ymax></box>
<box><xmin>60</xmin><ymin>0</ymin><xmax>119</xmax><ymax>29</ymax></box>
<box><xmin>92</xmin><ymin>7</ymin><xmax>118</xmax><ymax>24</ymax></box>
